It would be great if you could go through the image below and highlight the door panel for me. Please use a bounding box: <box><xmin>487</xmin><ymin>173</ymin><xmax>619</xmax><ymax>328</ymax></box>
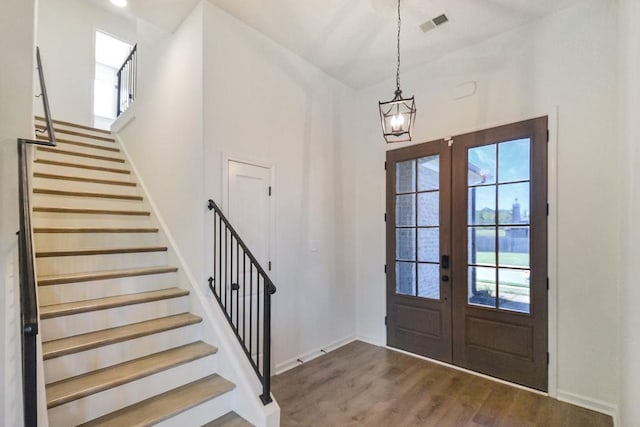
<box><xmin>227</xmin><ymin>160</ymin><xmax>271</xmax><ymax>359</ymax></box>
<box><xmin>228</xmin><ymin>160</ymin><xmax>271</xmax><ymax>266</ymax></box>
<box><xmin>386</xmin><ymin>117</ymin><xmax>548</xmax><ymax>391</ymax></box>
<box><xmin>452</xmin><ymin>117</ymin><xmax>548</xmax><ymax>391</ymax></box>
<box><xmin>387</xmin><ymin>140</ymin><xmax>452</xmax><ymax>362</ymax></box>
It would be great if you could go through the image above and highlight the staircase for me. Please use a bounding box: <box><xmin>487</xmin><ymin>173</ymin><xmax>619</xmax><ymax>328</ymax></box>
<box><xmin>32</xmin><ymin>117</ymin><xmax>253</xmax><ymax>427</ymax></box>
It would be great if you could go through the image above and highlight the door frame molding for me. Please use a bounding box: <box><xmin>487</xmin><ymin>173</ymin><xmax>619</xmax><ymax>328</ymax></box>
<box><xmin>221</xmin><ymin>153</ymin><xmax>277</xmax><ymax>283</ymax></box>
<box><xmin>383</xmin><ymin>106</ymin><xmax>559</xmax><ymax>398</ymax></box>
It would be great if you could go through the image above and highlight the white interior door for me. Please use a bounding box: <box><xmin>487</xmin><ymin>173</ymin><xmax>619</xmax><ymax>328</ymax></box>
<box><xmin>227</xmin><ymin>160</ymin><xmax>271</xmax><ymax>268</ymax></box>
<box><xmin>226</xmin><ymin>159</ymin><xmax>272</xmax><ymax>359</ymax></box>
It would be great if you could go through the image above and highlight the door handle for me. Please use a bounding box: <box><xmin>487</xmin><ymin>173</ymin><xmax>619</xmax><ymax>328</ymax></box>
<box><xmin>441</xmin><ymin>255</ymin><xmax>450</xmax><ymax>269</ymax></box>
<box><xmin>442</xmin><ymin>275</ymin><xmax>450</xmax><ymax>282</ymax></box>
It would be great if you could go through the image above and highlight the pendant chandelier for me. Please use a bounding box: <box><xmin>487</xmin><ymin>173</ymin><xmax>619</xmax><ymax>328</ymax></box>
<box><xmin>379</xmin><ymin>0</ymin><xmax>416</xmax><ymax>143</ymax></box>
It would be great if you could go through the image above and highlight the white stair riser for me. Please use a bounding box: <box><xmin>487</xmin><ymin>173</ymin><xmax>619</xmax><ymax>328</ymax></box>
<box><xmin>47</xmin><ymin>354</ymin><xmax>219</xmax><ymax>427</ymax></box>
<box><xmin>41</xmin><ymin>296</ymin><xmax>189</xmax><ymax>341</ymax></box>
<box><xmin>32</xmin><ymin>176</ymin><xmax>138</xmax><ymax>196</ymax></box>
<box><xmin>32</xmin><ymin>212</ymin><xmax>154</xmax><ymax>228</ymax></box>
<box><xmin>38</xmin><ymin>273</ymin><xmax>177</xmax><ymax>305</ymax></box>
<box><xmin>36</xmin><ymin>121</ymin><xmax>114</xmax><ymax>140</ymax></box>
<box><xmin>44</xmin><ymin>323</ymin><xmax>203</xmax><ymax>383</ymax></box>
<box><xmin>35</xmin><ymin>149</ymin><xmax>126</xmax><ymax>169</ymax></box>
<box><xmin>33</xmin><ymin>162</ymin><xmax>134</xmax><ymax>182</ymax></box>
<box><xmin>44</xmin><ymin>131</ymin><xmax>117</xmax><ymax>147</ymax></box>
<box><xmin>32</xmin><ymin>193</ymin><xmax>144</xmax><ymax>210</ymax></box>
<box><xmin>51</xmin><ymin>141</ymin><xmax>121</xmax><ymax>157</ymax></box>
<box><xmin>156</xmin><ymin>389</ymin><xmax>234</xmax><ymax>427</ymax></box>
<box><xmin>36</xmin><ymin>251</ymin><xmax>168</xmax><ymax>276</ymax></box>
<box><xmin>34</xmin><ymin>231</ymin><xmax>160</xmax><ymax>252</ymax></box>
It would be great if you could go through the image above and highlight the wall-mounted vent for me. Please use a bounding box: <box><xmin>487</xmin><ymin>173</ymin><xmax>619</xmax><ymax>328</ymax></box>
<box><xmin>420</xmin><ymin>13</ymin><xmax>449</xmax><ymax>33</ymax></box>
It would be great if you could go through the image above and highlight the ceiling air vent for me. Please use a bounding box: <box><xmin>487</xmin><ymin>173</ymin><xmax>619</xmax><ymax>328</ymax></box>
<box><xmin>420</xmin><ymin>13</ymin><xmax>449</xmax><ymax>33</ymax></box>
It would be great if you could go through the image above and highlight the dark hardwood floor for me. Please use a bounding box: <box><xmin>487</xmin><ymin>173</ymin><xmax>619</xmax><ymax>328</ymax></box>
<box><xmin>272</xmin><ymin>341</ymin><xmax>612</xmax><ymax>427</ymax></box>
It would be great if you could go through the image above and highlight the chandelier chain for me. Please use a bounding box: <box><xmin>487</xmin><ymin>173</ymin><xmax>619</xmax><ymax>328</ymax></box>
<box><xmin>396</xmin><ymin>0</ymin><xmax>402</xmax><ymax>92</ymax></box>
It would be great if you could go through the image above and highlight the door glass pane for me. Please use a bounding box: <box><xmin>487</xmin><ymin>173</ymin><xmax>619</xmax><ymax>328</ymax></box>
<box><xmin>468</xmin><ymin>186</ymin><xmax>495</xmax><ymax>225</ymax></box>
<box><xmin>498</xmin><ymin>226</ymin><xmax>530</xmax><ymax>268</ymax></box>
<box><xmin>396</xmin><ymin>160</ymin><xmax>416</xmax><ymax>193</ymax></box>
<box><xmin>418</xmin><ymin>228</ymin><xmax>439</xmax><ymax>263</ymax></box>
<box><xmin>418</xmin><ymin>263</ymin><xmax>440</xmax><ymax>299</ymax></box>
<box><xmin>418</xmin><ymin>192</ymin><xmax>439</xmax><ymax>226</ymax></box>
<box><xmin>418</xmin><ymin>155</ymin><xmax>439</xmax><ymax>191</ymax></box>
<box><xmin>396</xmin><ymin>194</ymin><xmax>415</xmax><ymax>226</ymax></box>
<box><xmin>498</xmin><ymin>183</ymin><xmax>530</xmax><ymax>225</ymax></box>
<box><xmin>498</xmin><ymin>138</ymin><xmax>530</xmax><ymax>183</ymax></box>
<box><xmin>468</xmin><ymin>144</ymin><xmax>496</xmax><ymax>185</ymax></box>
<box><xmin>468</xmin><ymin>266</ymin><xmax>496</xmax><ymax>308</ymax></box>
<box><xmin>498</xmin><ymin>268</ymin><xmax>530</xmax><ymax>313</ymax></box>
<box><xmin>396</xmin><ymin>229</ymin><xmax>416</xmax><ymax>261</ymax></box>
<box><xmin>396</xmin><ymin>262</ymin><xmax>416</xmax><ymax>296</ymax></box>
<box><xmin>468</xmin><ymin>227</ymin><xmax>496</xmax><ymax>266</ymax></box>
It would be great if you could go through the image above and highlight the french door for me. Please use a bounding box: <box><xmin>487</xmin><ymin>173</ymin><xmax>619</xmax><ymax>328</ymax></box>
<box><xmin>386</xmin><ymin>117</ymin><xmax>548</xmax><ymax>391</ymax></box>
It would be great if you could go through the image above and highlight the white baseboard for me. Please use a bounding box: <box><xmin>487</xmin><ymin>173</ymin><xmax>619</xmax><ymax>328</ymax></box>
<box><xmin>355</xmin><ymin>335</ymin><xmax>384</xmax><ymax>347</ymax></box>
<box><xmin>557</xmin><ymin>389</ymin><xmax>618</xmax><ymax>425</ymax></box>
<box><xmin>274</xmin><ymin>335</ymin><xmax>356</xmax><ymax>375</ymax></box>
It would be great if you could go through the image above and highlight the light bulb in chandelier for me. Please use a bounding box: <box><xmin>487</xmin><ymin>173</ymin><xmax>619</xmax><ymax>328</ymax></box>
<box><xmin>390</xmin><ymin>113</ymin><xmax>405</xmax><ymax>132</ymax></box>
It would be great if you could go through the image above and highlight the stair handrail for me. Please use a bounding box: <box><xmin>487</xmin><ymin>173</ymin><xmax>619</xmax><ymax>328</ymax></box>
<box><xmin>17</xmin><ymin>46</ymin><xmax>56</xmax><ymax>427</ymax></box>
<box><xmin>23</xmin><ymin>47</ymin><xmax>56</xmax><ymax>147</ymax></box>
<box><xmin>207</xmin><ymin>199</ymin><xmax>276</xmax><ymax>405</ymax></box>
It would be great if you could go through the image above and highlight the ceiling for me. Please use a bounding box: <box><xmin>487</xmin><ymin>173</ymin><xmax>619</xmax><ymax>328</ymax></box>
<box><xmin>108</xmin><ymin>0</ymin><xmax>585</xmax><ymax>89</ymax></box>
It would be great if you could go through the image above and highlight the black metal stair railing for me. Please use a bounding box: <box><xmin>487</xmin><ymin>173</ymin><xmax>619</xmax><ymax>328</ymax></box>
<box><xmin>207</xmin><ymin>199</ymin><xmax>276</xmax><ymax>405</ymax></box>
<box><xmin>116</xmin><ymin>44</ymin><xmax>137</xmax><ymax>117</ymax></box>
<box><xmin>18</xmin><ymin>46</ymin><xmax>56</xmax><ymax>427</ymax></box>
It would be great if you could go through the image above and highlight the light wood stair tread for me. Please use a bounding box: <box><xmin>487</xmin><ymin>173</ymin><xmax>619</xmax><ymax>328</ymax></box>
<box><xmin>37</xmin><ymin>134</ymin><xmax>120</xmax><ymax>152</ymax></box>
<box><xmin>40</xmin><ymin>287</ymin><xmax>188</xmax><ymax>319</ymax></box>
<box><xmin>36</xmin><ymin>246</ymin><xmax>167</xmax><ymax>258</ymax></box>
<box><xmin>33</xmin><ymin>172</ymin><xmax>136</xmax><ymax>186</ymax></box>
<box><xmin>34</xmin><ymin>158</ymin><xmax>130</xmax><ymax>174</ymax></box>
<box><xmin>36</xmin><ymin>124</ymin><xmax>115</xmax><ymax>142</ymax></box>
<box><xmin>37</xmin><ymin>146</ymin><xmax>125</xmax><ymax>163</ymax></box>
<box><xmin>38</xmin><ymin>266</ymin><xmax>177</xmax><ymax>286</ymax></box>
<box><xmin>202</xmin><ymin>412</ymin><xmax>254</xmax><ymax>427</ymax></box>
<box><xmin>33</xmin><ymin>206</ymin><xmax>150</xmax><ymax>216</ymax></box>
<box><xmin>36</xmin><ymin>116</ymin><xmax>112</xmax><ymax>135</ymax></box>
<box><xmin>42</xmin><ymin>313</ymin><xmax>202</xmax><ymax>359</ymax></box>
<box><xmin>33</xmin><ymin>188</ymin><xmax>142</xmax><ymax>200</ymax></box>
<box><xmin>34</xmin><ymin>227</ymin><xmax>158</xmax><ymax>234</ymax></box>
<box><xmin>46</xmin><ymin>341</ymin><xmax>218</xmax><ymax>409</ymax></box>
<box><xmin>78</xmin><ymin>374</ymin><xmax>234</xmax><ymax>427</ymax></box>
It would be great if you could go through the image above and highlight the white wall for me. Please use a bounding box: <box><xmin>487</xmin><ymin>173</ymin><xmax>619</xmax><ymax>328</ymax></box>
<box><xmin>619</xmin><ymin>0</ymin><xmax>640</xmax><ymax>424</ymax></box>
<box><xmin>36</xmin><ymin>0</ymin><xmax>135</xmax><ymax>126</ymax></box>
<box><xmin>117</xmin><ymin>5</ymin><xmax>205</xmax><ymax>283</ymax></box>
<box><xmin>354</xmin><ymin>0</ymin><xmax>620</xmax><ymax>413</ymax></box>
<box><xmin>202</xmin><ymin>3</ymin><xmax>357</xmax><ymax>370</ymax></box>
<box><xmin>0</xmin><ymin>0</ymin><xmax>37</xmax><ymax>424</ymax></box>
<box><xmin>118</xmin><ymin>0</ymin><xmax>358</xmax><ymax>371</ymax></box>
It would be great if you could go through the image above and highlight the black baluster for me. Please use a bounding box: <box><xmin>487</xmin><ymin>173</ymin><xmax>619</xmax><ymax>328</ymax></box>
<box><xmin>257</xmin><ymin>274</ymin><xmax>261</xmax><ymax>372</ymax></box>
<box><xmin>229</xmin><ymin>234</ymin><xmax>233</xmax><ymax>325</ymax></box>
<box><xmin>236</xmin><ymin>240</ymin><xmax>240</xmax><ymax>329</ymax></box>
<box><xmin>213</xmin><ymin>211</ymin><xmax>216</xmax><ymax>296</ymax></box>
<box><xmin>218</xmin><ymin>215</ymin><xmax>222</xmax><ymax>298</ymax></box>
<box><xmin>249</xmin><ymin>263</ymin><xmax>253</xmax><ymax>362</ymax></box>
<box><xmin>243</xmin><ymin>252</ymin><xmax>247</xmax><ymax>343</ymax></box>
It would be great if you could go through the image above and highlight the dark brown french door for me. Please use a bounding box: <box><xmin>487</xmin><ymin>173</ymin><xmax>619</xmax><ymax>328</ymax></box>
<box><xmin>386</xmin><ymin>117</ymin><xmax>548</xmax><ymax>391</ymax></box>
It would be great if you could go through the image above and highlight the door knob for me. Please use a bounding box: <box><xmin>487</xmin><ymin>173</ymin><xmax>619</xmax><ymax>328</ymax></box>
<box><xmin>442</xmin><ymin>275</ymin><xmax>450</xmax><ymax>282</ymax></box>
